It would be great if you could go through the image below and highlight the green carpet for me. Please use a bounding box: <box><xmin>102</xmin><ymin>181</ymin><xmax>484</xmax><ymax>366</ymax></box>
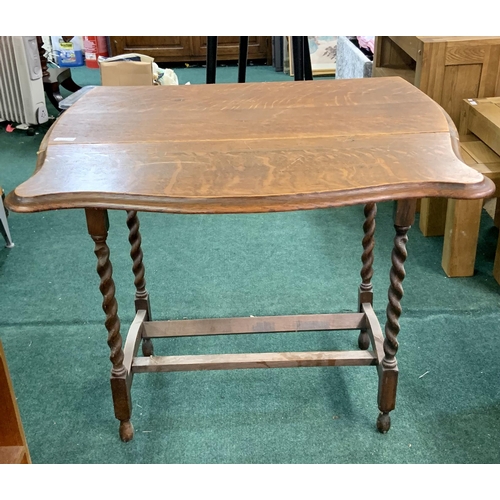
<box><xmin>1</xmin><ymin>64</ymin><xmax>499</xmax><ymax>464</ymax></box>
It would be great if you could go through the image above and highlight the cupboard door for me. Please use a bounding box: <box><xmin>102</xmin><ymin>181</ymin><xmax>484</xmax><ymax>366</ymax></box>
<box><xmin>109</xmin><ymin>36</ymin><xmax>193</xmax><ymax>61</ymax></box>
<box><xmin>109</xmin><ymin>36</ymin><xmax>272</xmax><ymax>63</ymax></box>
<box><xmin>193</xmin><ymin>36</ymin><xmax>271</xmax><ymax>62</ymax></box>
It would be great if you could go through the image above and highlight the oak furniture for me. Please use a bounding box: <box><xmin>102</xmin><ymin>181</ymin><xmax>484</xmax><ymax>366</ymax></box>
<box><xmin>5</xmin><ymin>78</ymin><xmax>495</xmax><ymax>442</ymax></box>
<box><xmin>0</xmin><ymin>340</ymin><xmax>31</xmax><ymax>463</ymax></box>
<box><xmin>442</xmin><ymin>97</ymin><xmax>500</xmax><ymax>282</ymax></box>
<box><xmin>109</xmin><ymin>36</ymin><xmax>272</xmax><ymax>65</ymax></box>
<box><xmin>372</xmin><ymin>36</ymin><xmax>500</xmax><ymax>237</ymax></box>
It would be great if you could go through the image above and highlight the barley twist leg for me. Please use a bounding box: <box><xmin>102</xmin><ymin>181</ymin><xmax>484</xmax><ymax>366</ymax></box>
<box><xmin>126</xmin><ymin>210</ymin><xmax>153</xmax><ymax>356</ymax></box>
<box><xmin>86</xmin><ymin>209</ymin><xmax>134</xmax><ymax>442</ymax></box>
<box><xmin>377</xmin><ymin>223</ymin><xmax>410</xmax><ymax>433</ymax></box>
<box><xmin>358</xmin><ymin>202</ymin><xmax>376</xmax><ymax>350</ymax></box>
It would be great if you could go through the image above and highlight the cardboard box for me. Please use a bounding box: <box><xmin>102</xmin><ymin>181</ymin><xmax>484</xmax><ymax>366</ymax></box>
<box><xmin>100</xmin><ymin>60</ymin><xmax>154</xmax><ymax>86</ymax></box>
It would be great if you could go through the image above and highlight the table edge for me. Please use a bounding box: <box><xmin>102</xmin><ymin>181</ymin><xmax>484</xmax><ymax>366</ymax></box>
<box><xmin>5</xmin><ymin>89</ymin><xmax>497</xmax><ymax>214</ymax></box>
<box><xmin>5</xmin><ymin>177</ymin><xmax>496</xmax><ymax>214</ymax></box>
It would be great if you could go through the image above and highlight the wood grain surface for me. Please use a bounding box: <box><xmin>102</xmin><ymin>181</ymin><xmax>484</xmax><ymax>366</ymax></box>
<box><xmin>6</xmin><ymin>78</ymin><xmax>495</xmax><ymax>214</ymax></box>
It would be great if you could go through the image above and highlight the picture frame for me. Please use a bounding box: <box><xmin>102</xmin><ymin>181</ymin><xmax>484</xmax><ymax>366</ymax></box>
<box><xmin>288</xmin><ymin>36</ymin><xmax>337</xmax><ymax>77</ymax></box>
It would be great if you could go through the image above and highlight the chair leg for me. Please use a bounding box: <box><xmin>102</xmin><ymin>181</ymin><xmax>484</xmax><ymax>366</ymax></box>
<box><xmin>238</xmin><ymin>36</ymin><xmax>249</xmax><ymax>83</ymax></box>
<box><xmin>0</xmin><ymin>193</ymin><xmax>14</xmax><ymax>248</ymax></box>
<box><xmin>292</xmin><ymin>36</ymin><xmax>304</xmax><ymax>81</ymax></box>
<box><xmin>303</xmin><ymin>36</ymin><xmax>313</xmax><ymax>80</ymax></box>
<box><xmin>206</xmin><ymin>36</ymin><xmax>218</xmax><ymax>84</ymax></box>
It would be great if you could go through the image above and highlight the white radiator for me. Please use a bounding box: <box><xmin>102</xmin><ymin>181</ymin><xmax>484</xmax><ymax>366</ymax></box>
<box><xmin>0</xmin><ymin>36</ymin><xmax>48</xmax><ymax>126</ymax></box>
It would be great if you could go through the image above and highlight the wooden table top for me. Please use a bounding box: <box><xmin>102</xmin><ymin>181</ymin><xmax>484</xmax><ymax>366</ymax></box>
<box><xmin>6</xmin><ymin>77</ymin><xmax>495</xmax><ymax>214</ymax></box>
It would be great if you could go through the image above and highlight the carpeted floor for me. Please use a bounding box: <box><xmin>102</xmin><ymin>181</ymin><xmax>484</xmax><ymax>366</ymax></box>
<box><xmin>1</xmin><ymin>64</ymin><xmax>499</xmax><ymax>464</ymax></box>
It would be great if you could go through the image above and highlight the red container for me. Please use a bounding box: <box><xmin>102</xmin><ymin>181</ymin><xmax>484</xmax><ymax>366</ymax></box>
<box><xmin>83</xmin><ymin>36</ymin><xmax>108</xmax><ymax>68</ymax></box>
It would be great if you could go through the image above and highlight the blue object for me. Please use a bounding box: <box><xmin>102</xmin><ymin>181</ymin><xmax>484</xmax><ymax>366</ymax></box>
<box><xmin>51</xmin><ymin>36</ymin><xmax>85</xmax><ymax>67</ymax></box>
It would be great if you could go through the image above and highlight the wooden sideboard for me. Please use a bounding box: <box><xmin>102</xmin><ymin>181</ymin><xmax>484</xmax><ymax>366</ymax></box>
<box><xmin>373</xmin><ymin>36</ymin><xmax>500</xmax><ymax>236</ymax></box>
<box><xmin>0</xmin><ymin>341</ymin><xmax>31</xmax><ymax>464</ymax></box>
<box><xmin>109</xmin><ymin>36</ymin><xmax>272</xmax><ymax>64</ymax></box>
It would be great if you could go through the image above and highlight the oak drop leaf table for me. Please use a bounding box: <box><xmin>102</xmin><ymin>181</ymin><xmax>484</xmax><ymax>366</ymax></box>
<box><xmin>6</xmin><ymin>78</ymin><xmax>495</xmax><ymax>442</ymax></box>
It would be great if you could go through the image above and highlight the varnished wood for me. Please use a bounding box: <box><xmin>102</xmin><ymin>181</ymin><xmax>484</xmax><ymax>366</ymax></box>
<box><xmin>377</xmin><ymin>209</ymin><xmax>412</xmax><ymax>433</ymax></box>
<box><xmin>5</xmin><ymin>77</ymin><xmax>498</xmax><ymax>440</ymax></box>
<box><xmin>123</xmin><ymin>310</ymin><xmax>147</xmax><ymax>377</ymax></box>
<box><xmin>5</xmin><ymin>78</ymin><xmax>495</xmax><ymax>215</ymax></box>
<box><xmin>393</xmin><ymin>199</ymin><xmax>417</xmax><ymax>227</ymax></box>
<box><xmin>142</xmin><ymin>313</ymin><xmax>367</xmax><ymax>338</ymax></box>
<box><xmin>109</xmin><ymin>36</ymin><xmax>271</xmax><ymax>64</ymax></box>
<box><xmin>85</xmin><ymin>208</ymin><xmax>133</xmax><ymax>442</ymax></box>
<box><xmin>132</xmin><ymin>350</ymin><xmax>377</xmax><ymax>373</ymax></box>
<box><xmin>0</xmin><ymin>446</ymin><xmax>28</xmax><ymax>464</ymax></box>
<box><xmin>359</xmin><ymin>203</ymin><xmax>377</xmax><ymax>300</ymax></box>
<box><xmin>126</xmin><ymin>211</ymin><xmax>153</xmax><ymax>356</ymax></box>
<box><xmin>361</xmin><ymin>303</ymin><xmax>385</xmax><ymax>367</ymax></box>
<box><xmin>358</xmin><ymin>203</ymin><xmax>376</xmax><ymax>350</ymax></box>
<box><xmin>0</xmin><ymin>341</ymin><xmax>31</xmax><ymax>464</ymax></box>
<box><xmin>383</xmin><ymin>222</ymin><xmax>410</xmax><ymax>369</ymax></box>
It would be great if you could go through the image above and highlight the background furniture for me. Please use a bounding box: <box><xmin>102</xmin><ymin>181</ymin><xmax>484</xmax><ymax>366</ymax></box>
<box><xmin>336</xmin><ymin>36</ymin><xmax>373</xmax><ymax>79</ymax></box>
<box><xmin>206</xmin><ymin>36</ymin><xmax>249</xmax><ymax>84</ymax></box>
<box><xmin>0</xmin><ymin>340</ymin><xmax>30</xmax><ymax>463</ymax></box>
<box><xmin>373</xmin><ymin>36</ymin><xmax>500</xmax><ymax>238</ymax></box>
<box><xmin>442</xmin><ymin>97</ymin><xmax>500</xmax><ymax>282</ymax></box>
<box><xmin>272</xmin><ymin>36</ymin><xmax>284</xmax><ymax>72</ymax></box>
<box><xmin>109</xmin><ymin>36</ymin><xmax>272</xmax><ymax>65</ymax></box>
<box><xmin>0</xmin><ymin>187</ymin><xmax>14</xmax><ymax>248</ymax></box>
<box><xmin>36</xmin><ymin>36</ymin><xmax>81</xmax><ymax>111</ymax></box>
<box><xmin>290</xmin><ymin>36</ymin><xmax>313</xmax><ymax>81</ymax></box>
<box><xmin>5</xmin><ymin>78</ymin><xmax>495</xmax><ymax>442</ymax></box>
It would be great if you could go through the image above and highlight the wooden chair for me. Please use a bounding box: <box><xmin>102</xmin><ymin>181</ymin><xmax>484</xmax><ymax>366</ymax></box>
<box><xmin>205</xmin><ymin>36</ymin><xmax>313</xmax><ymax>84</ymax></box>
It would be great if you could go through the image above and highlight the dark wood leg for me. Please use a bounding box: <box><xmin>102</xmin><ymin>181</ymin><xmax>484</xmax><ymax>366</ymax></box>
<box><xmin>86</xmin><ymin>208</ymin><xmax>134</xmax><ymax>442</ymax></box>
<box><xmin>303</xmin><ymin>36</ymin><xmax>313</xmax><ymax>80</ymax></box>
<box><xmin>292</xmin><ymin>36</ymin><xmax>305</xmax><ymax>81</ymax></box>
<box><xmin>238</xmin><ymin>36</ymin><xmax>249</xmax><ymax>83</ymax></box>
<box><xmin>206</xmin><ymin>36</ymin><xmax>218</xmax><ymax>84</ymax></box>
<box><xmin>43</xmin><ymin>81</ymin><xmax>63</xmax><ymax>111</ymax></box>
<box><xmin>59</xmin><ymin>75</ymin><xmax>81</xmax><ymax>93</ymax></box>
<box><xmin>377</xmin><ymin>199</ymin><xmax>416</xmax><ymax>433</ymax></box>
<box><xmin>126</xmin><ymin>210</ymin><xmax>153</xmax><ymax>356</ymax></box>
<box><xmin>358</xmin><ymin>202</ymin><xmax>377</xmax><ymax>350</ymax></box>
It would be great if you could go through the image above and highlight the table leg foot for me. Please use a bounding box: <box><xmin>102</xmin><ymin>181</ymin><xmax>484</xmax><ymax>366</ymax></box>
<box><xmin>358</xmin><ymin>331</ymin><xmax>370</xmax><ymax>350</ymax></box>
<box><xmin>376</xmin><ymin>412</ymin><xmax>391</xmax><ymax>433</ymax></box>
<box><xmin>119</xmin><ymin>420</ymin><xmax>134</xmax><ymax>442</ymax></box>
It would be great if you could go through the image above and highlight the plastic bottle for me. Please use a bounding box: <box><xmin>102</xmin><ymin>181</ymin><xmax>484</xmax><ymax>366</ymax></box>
<box><xmin>83</xmin><ymin>37</ymin><xmax>109</xmax><ymax>69</ymax></box>
<box><xmin>51</xmin><ymin>36</ymin><xmax>84</xmax><ymax>67</ymax></box>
